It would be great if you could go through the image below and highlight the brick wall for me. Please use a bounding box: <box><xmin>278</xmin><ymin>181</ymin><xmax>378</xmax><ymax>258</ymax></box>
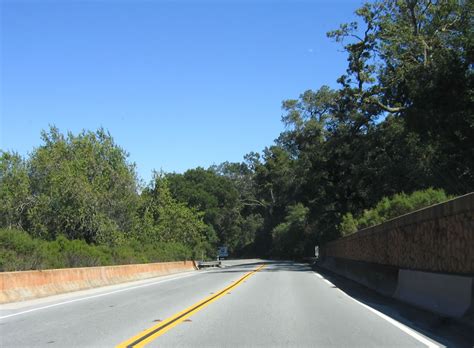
<box><xmin>321</xmin><ymin>193</ymin><xmax>474</xmax><ymax>274</ymax></box>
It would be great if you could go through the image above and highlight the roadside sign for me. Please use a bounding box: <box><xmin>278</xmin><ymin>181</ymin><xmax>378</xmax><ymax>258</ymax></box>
<box><xmin>217</xmin><ymin>246</ymin><xmax>229</xmax><ymax>260</ymax></box>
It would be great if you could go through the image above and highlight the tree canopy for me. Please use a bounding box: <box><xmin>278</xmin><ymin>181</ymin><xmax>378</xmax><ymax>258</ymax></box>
<box><xmin>1</xmin><ymin>0</ymin><xmax>472</xmax><ymax>268</ymax></box>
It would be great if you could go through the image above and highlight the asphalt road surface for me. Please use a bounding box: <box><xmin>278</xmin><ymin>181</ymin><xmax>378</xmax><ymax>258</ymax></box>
<box><xmin>0</xmin><ymin>260</ymin><xmax>471</xmax><ymax>347</ymax></box>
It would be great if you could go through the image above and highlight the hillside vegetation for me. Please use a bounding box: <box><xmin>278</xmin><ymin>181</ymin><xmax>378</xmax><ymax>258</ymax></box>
<box><xmin>339</xmin><ymin>188</ymin><xmax>453</xmax><ymax>236</ymax></box>
<box><xmin>1</xmin><ymin>0</ymin><xmax>473</xmax><ymax>269</ymax></box>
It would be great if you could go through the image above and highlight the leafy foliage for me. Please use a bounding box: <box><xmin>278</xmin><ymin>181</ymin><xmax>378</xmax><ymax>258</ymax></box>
<box><xmin>136</xmin><ymin>175</ymin><xmax>214</xmax><ymax>258</ymax></box>
<box><xmin>0</xmin><ymin>0</ymin><xmax>472</xmax><ymax>267</ymax></box>
<box><xmin>25</xmin><ymin>127</ymin><xmax>139</xmax><ymax>243</ymax></box>
<box><xmin>339</xmin><ymin>188</ymin><xmax>453</xmax><ymax>235</ymax></box>
<box><xmin>0</xmin><ymin>228</ymin><xmax>193</xmax><ymax>271</ymax></box>
<box><xmin>166</xmin><ymin>167</ymin><xmax>262</xmax><ymax>255</ymax></box>
<box><xmin>0</xmin><ymin>128</ymin><xmax>212</xmax><ymax>268</ymax></box>
<box><xmin>247</xmin><ymin>0</ymin><xmax>472</xmax><ymax>256</ymax></box>
<box><xmin>0</xmin><ymin>152</ymin><xmax>30</xmax><ymax>230</ymax></box>
<box><xmin>272</xmin><ymin>204</ymin><xmax>309</xmax><ymax>258</ymax></box>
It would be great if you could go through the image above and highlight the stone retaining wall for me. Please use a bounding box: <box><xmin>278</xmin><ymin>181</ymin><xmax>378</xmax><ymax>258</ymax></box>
<box><xmin>321</xmin><ymin>193</ymin><xmax>474</xmax><ymax>274</ymax></box>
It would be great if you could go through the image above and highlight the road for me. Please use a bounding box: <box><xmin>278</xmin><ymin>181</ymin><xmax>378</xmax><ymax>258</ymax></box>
<box><xmin>0</xmin><ymin>260</ymin><xmax>469</xmax><ymax>347</ymax></box>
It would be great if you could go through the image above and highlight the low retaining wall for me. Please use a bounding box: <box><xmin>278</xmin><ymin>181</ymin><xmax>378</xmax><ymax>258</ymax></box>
<box><xmin>319</xmin><ymin>257</ymin><xmax>399</xmax><ymax>297</ymax></box>
<box><xmin>394</xmin><ymin>269</ymin><xmax>473</xmax><ymax>317</ymax></box>
<box><xmin>319</xmin><ymin>193</ymin><xmax>474</xmax><ymax>317</ymax></box>
<box><xmin>319</xmin><ymin>257</ymin><xmax>474</xmax><ymax>317</ymax></box>
<box><xmin>321</xmin><ymin>193</ymin><xmax>474</xmax><ymax>274</ymax></box>
<box><xmin>0</xmin><ymin>260</ymin><xmax>197</xmax><ymax>303</ymax></box>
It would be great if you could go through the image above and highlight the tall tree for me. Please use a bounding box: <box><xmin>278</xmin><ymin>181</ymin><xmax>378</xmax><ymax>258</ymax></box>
<box><xmin>0</xmin><ymin>152</ymin><xmax>31</xmax><ymax>229</ymax></box>
<box><xmin>26</xmin><ymin>126</ymin><xmax>139</xmax><ymax>244</ymax></box>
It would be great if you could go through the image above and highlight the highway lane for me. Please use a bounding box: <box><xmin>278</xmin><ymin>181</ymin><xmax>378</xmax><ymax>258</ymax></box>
<box><xmin>0</xmin><ymin>260</ymin><xmax>459</xmax><ymax>347</ymax></box>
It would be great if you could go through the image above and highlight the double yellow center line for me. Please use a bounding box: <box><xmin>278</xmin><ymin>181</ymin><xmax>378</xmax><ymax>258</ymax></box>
<box><xmin>117</xmin><ymin>263</ymin><xmax>266</xmax><ymax>348</ymax></box>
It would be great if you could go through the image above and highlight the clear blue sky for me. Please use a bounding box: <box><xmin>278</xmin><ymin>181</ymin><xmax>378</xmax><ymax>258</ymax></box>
<box><xmin>1</xmin><ymin>0</ymin><xmax>362</xmax><ymax>183</ymax></box>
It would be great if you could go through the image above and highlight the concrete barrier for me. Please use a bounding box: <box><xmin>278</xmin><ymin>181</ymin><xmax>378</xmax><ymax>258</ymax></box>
<box><xmin>0</xmin><ymin>260</ymin><xmax>197</xmax><ymax>304</ymax></box>
<box><xmin>318</xmin><ymin>193</ymin><xmax>474</xmax><ymax>318</ymax></box>
<box><xmin>318</xmin><ymin>257</ymin><xmax>474</xmax><ymax>317</ymax></box>
<box><xmin>394</xmin><ymin>269</ymin><xmax>474</xmax><ymax>317</ymax></box>
<box><xmin>319</xmin><ymin>257</ymin><xmax>399</xmax><ymax>297</ymax></box>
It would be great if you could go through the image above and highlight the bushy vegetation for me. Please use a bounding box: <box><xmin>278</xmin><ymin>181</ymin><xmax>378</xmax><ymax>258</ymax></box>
<box><xmin>0</xmin><ymin>129</ymin><xmax>207</xmax><ymax>270</ymax></box>
<box><xmin>271</xmin><ymin>204</ymin><xmax>310</xmax><ymax>259</ymax></box>
<box><xmin>166</xmin><ymin>167</ymin><xmax>261</xmax><ymax>255</ymax></box>
<box><xmin>0</xmin><ymin>0</ymin><xmax>472</xmax><ymax>268</ymax></box>
<box><xmin>244</xmin><ymin>0</ymin><xmax>473</xmax><ymax>256</ymax></box>
<box><xmin>0</xmin><ymin>228</ymin><xmax>192</xmax><ymax>271</ymax></box>
<box><xmin>339</xmin><ymin>188</ymin><xmax>453</xmax><ymax>236</ymax></box>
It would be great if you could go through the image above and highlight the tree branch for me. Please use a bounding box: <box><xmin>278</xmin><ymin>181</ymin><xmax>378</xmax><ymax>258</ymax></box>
<box><xmin>371</xmin><ymin>98</ymin><xmax>406</xmax><ymax>113</ymax></box>
<box><xmin>240</xmin><ymin>198</ymin><xmax>268</xmax><ymax>207</ymax></box>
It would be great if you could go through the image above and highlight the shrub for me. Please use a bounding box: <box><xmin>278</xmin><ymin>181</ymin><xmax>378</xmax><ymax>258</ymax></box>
<box><xmin>0</xmin><ymin>229</ymin><xmax>45</xmax><ymax>270</ymax></box>
<box><xmin>0</xmin><ymin>228</ymin><xmax>194</xmax><ymax>271</ymax></box>
<box><xmin>339</xmin><ymin>188</ymin><xmax>453</xmax><ymax>236</ymax></box>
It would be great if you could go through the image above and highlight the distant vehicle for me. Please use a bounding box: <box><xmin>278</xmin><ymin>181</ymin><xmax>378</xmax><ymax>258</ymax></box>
<box><xmin>217</xmin><ymin>246</ymin><xmax>229</xmax><ymax>260</ymax></box>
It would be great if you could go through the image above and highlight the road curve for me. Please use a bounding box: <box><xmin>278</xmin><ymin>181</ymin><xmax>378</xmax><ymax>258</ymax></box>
<box><xmin>0</xmin><ymin>260</ymin><xmax>466</xmax><ymax>347</ymax></box>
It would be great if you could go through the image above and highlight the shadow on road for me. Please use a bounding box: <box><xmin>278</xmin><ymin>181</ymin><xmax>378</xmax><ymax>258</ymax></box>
<box><xmin>206</xmin><ymin>260</ymin><xmax>473</xmax><ymax>347</ymax></box>
<box><xmin>312</xmin><ymin>263</ymin><xmax>474</xmax><ymax>348</ymax></box>
<box><xmin>204</xmin><ymin>260</ymin><xmax>313</xmax><ymax>273</ymax></box>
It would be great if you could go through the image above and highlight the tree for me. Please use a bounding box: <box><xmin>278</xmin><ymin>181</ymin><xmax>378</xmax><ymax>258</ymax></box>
<box><xmin>272</xmin><ymin>204</ymin><xmax>309</xmax><ymax>258</ymax></box>
<box><xmin>248</xmin><ymin>0</ymin><xmax>473</xmax><ymax>256</ymax></box>
<box><xmin>0</xmin><ymin>151</ymin><xmax>31</xmax><ymax>229</ymax></box>
<box><xmin>26</xmin><ymin>126</ymin><xmax>139</xmax><ymax>244</ymax></box>
<box><xmin>137</xmin><ymin>175</ymin><xmax>215</xmax><ymax>257</ymax></box>
<box><xmin>166</xmin><ymin>168</ymin><xmax>249</xmax><ymax>254</ymax></box>
<box><xmin>327</xmin><ymin>0</ymin><xmax>474</xmax><ymax>192</ymax></box>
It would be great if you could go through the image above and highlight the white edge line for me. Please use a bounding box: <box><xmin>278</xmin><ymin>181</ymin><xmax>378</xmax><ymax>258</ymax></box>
<box><xmin>0</xmin><ymin>272</ymin><xmax>199</xmax><ymax>320</ymax></box>
<box><xmin>322</xmin><ymin>279</ymin><xmax>335</xmax><ymax>286</ymax></box>
<box><xmin>341</xmin><ymin>292</ymin><xmax>441</xmax><ymax>348</ymax></box>
<box><xmin>313</xmin><ymin>272</ymin><xmax>441</xmax><ymax>348</ymax></box>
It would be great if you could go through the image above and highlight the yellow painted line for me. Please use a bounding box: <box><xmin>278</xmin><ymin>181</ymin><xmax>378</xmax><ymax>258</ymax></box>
<box><xmin>116</xmin><ymin>264</ymin><xmax>266</xmax><ymax>348</ymax></box>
